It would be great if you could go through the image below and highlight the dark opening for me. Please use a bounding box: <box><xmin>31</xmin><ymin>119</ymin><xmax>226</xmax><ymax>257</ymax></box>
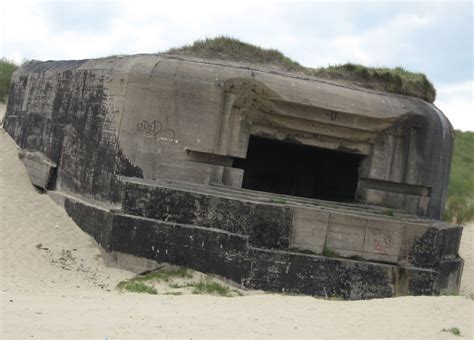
<box><xmin>233</xmin><ymin>135</ymin><xmax>363</xmax><ymax>202</ymax></box>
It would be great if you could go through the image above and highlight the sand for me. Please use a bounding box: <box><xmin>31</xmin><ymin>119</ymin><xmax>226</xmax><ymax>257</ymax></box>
<box><xmin>0</xmin><ymin>120</ymin><xmax>473</xmax><ymax>339</ymax></box>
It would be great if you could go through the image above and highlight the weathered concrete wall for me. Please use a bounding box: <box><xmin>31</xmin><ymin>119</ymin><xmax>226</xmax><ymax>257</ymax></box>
<box><xmin>5</xmin><ymin>54</ymin><xmax>453</xmax><ymax>218</ymax></box>
<box><xmin>3</xmin><ymin>54</ymin><xmax>462</xmax><ymax>298</ymax></box>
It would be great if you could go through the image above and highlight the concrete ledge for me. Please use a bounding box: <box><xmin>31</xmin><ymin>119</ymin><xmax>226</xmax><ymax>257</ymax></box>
<box><xmin>123</xmin><ymin>181</ymin><xmax>292</xmax><ymax>249</ymax></box>
<box><xmin>120</xmin><ymin>178</ymin><xmax>462</xmax><ymax>268</ymax></box>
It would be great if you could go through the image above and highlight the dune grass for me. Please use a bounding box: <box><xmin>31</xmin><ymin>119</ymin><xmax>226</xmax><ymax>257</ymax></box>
<box><xmin>167</xmin><ymin>36</ymin><xmax>303</xmax><ymax>72</ymax></box>
<box><xmin>444</xmin><ymin>130</ymin><xmax>474</xmax><ymax>224</ymax></box>
<box><xmin>167</xmin><ymin>279</ymin><xmax>239</xmax><ymax>297</ymax></box>
<box><xmin>0</xmin><ymin>58</ymin><xmax>19</xmax><ymax>104</ymax></box>
<box><xmin>116</xmin><ymin>280</ymin><xmax>158</xmax><ymax>294</ymax></box>
<box><xmin>311</xmin><ymin>63</ymin><xmax>436</xmax><ymax>103</ymax></box>
<box><xmin>191</xmin><ymin>279</ymin><xmax>235</xmax><ymax>296</ymax></box>
<box><xmin>116</xmin><ymin>267</ymin><xmax>242</xmax><ymax>297</ymax></box>
<box><xmin>166</xmin><ymin>36</ymin><xmax>436</xmax><ymax>102</ymax></box>
<box><xmin>116</xmin><ymin>267</ymin><xmax>193</xmax><ymax>294</ymax></box>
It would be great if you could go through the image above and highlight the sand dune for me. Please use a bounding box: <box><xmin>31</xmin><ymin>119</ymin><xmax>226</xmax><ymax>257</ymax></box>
<box><xmin>1</xmin><ymin>123</ymin><xmax>473</xmax><ymax>339</ymax></box>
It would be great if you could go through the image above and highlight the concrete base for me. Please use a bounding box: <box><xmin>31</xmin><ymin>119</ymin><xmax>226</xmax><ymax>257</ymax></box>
<box><xmin>48</xmin><ymin>179</ymin><xmax>463</xmax><ymax>300</ymax></box>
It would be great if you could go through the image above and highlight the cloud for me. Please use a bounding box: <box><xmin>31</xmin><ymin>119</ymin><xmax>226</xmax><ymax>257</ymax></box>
<box><xmin>324</xmin><ymin>14</ymin><xmax>433</xmax><ymax>65</ymax></box>
<box><xmin>1</xmin><ymin>1</ymin><xmax>471</xmax><ymax>131</ymax></box>
<box><xmin>435</xmin><ymin>81</ymin><xmax>473</xmax><ymax>131</ymax></box>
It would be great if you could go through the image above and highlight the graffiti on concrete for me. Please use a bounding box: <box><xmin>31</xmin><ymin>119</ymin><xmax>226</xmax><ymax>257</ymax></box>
<box><xmin>136</xmin><ymin>120</ymin><xmax>177</xmax><ymax>144</ymax></box>
<box><xmin>373</xmin><ymin>232</ymin><xmax>393</xmax><ymax>254</ymax></box>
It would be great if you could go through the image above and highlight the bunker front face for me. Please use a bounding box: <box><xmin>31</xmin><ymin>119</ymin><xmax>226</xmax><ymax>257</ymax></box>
<box><xmin>3</xmin><ymin>54</ymin><xmax>463</xmax><ymax>299</ymax></box>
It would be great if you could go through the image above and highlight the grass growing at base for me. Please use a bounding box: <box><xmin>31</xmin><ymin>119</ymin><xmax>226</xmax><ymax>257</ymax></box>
<box><xmin>116</xmin><ymin>267</ymin><xmax>241</xmax><ymax>297</ymax></box>
<box><xmin>169</xmin><ymin>279</ymin><xmax>241</xmax><ymax>297</ymax></box>
<box><xmin>117</xmin><ymin>280</ymin><xmax>157</xmax><ymax>294</ymax></box>
<box><xmin>381</xmin><ymin>209</ymin><xmax>395</xmax><ymax>217</ymax></box>
<box><xmin>0</xmin><ymin>58</ymin><xmax>19</xmax><ymax>103</ymax></box>
<box><xmin>191</xmin><ymin>279</ymin><xmax>235</xmax><ymax>297</ymax></box>
<box><xmin>116</xmin><ymin>267</ymin><xmax>192</xmax><ymax>294</ymax></box>
<box><xmin>166</xmin><ymin>36</ymin><xmax>436</xmax><ymax>102</ymax></box>
<box><xmin>444</xmin><ymin>130</ymin><xmax>474</xmax><ymax>224</ymax></box>
<box><xmin>322</xmin><ymin>246</ymin><xmax>339</xmax><ymax>258</ymax></box>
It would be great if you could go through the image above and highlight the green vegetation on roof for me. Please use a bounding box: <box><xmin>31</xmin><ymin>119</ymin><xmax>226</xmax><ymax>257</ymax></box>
<box><xmin>444</xmin><ymin>130</ymin><xmax>474</xmax><ymax>224</ymax></box>
<box><xmin>166</xmin><ymin>36</ymin><xmax>436</xmax><ymax>102</ymax></box>
<box><xmin>0</xmin><ymin>58</ymin><xmax>19</xmax><ymax>104</ymax></box>
<box><xmin>167</xmin><ymin>36</ymin><xmax>303</xmax><ymax>72</ymax></box>
<box><xmin>311</xmin><ymin>63</ymin><xmax>436</xmax><ymax>103</ymax></box>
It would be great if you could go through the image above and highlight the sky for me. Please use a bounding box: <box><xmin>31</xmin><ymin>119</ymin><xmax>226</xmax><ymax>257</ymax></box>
<box><xmin>1</xmin><ymin>1</ymin><xmax>472</xmax><ymax>130</ymax></box>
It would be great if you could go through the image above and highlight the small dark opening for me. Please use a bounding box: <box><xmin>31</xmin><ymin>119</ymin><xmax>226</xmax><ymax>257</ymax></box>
<box><xmin>233</xmin><ymin>135</ymin><xmax>363</xmax><ymax>202</ymax></box>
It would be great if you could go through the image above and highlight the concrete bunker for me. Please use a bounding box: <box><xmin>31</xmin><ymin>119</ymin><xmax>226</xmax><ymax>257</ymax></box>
<box><xmin>234</xmin><ymin>135</ymin><xmax>362</xmax><ymax>202</ymax></box>
<box><xmin>3</xmin><ymin>51</ymin><xmax>463</xmax><ymax>299</ymax></box>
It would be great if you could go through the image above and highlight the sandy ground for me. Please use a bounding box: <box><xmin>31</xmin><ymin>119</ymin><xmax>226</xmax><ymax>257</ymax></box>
<box><xmin>0</xmin><ymin>121</ymin><xmax>473</xmax><ymax>338</ymax></box>
<box><xmin>0</xmin><ymin>103</ymin><xmax>6</xmax><ymax>122</ymax></box>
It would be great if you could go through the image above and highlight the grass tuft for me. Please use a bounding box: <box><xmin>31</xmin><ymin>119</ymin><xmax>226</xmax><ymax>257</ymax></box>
<box><xmin>116</xmin><ymin>267</ymin><xmax>192</xmax><ymax>295</ymax></box>
<box><xmin>191</xmin><ymin>279</ymin><xmax>233</xmax><ymax>297</ymax></box>
<box><xmin>322</xmin><ymin>246</ymin><xmax>339</xmax><ymax>258</ymax></box>
<box><xmin>116</xmin><ymin>267</ymin><xmax>241</xmax><ymax>297</ymax></box>
<box><xmin>117</xmin><ymin>280</ymin><xmax>157</xmax><ymax>294</ymax></box>
<box><xmin>166</xmin><ymin>36</ymin><xmax>436</xmax><ymax>102</ymax></box>
<box><xmin>442</xmin><ymin>327</ymin><xmax>461</xmax><ymax>336</ymax></box>
<box><xmin>381</xmin><ymin>209</ymin><xmax>395</xmax><ymax>217</ymax></box>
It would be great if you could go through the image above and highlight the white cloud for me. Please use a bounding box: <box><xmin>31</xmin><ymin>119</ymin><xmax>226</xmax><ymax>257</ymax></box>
<box><xmin>435</xmin><ymin>81</ymin><xmax>473</xmax><ymax>131</ymax></box>
<box><xmin>295</xmin><ymin>13</ymin><xmax>434</xmax><ymax>68</ymax></box>
<box><xmin>1</xmin><ymin>1</ymin><xmax>471</xmax><ymax>132</ymax></box>
<box><xmin>1</xmin><ymin>2</ymin><xmax>263</xmax><ymax>62</ymax></box>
